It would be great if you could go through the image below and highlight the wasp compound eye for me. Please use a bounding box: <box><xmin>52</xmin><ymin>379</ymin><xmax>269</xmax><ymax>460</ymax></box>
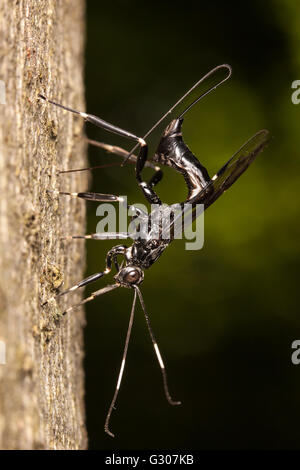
<box><xmin>115</xmin><ymin>266</ymin><xmax>144</xmax><ymax>287</ymax></box>
<box><xmin>124</xmin><ymin>269</ymin><xmax>140</xmax><ymax>284</ymax></box>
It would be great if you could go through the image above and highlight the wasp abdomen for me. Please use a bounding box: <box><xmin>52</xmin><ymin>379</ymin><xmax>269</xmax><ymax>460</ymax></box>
<box><xmin>154</xmin><ymin>118</ymin><xmax>210</xmax><ymax>201</ymax></box>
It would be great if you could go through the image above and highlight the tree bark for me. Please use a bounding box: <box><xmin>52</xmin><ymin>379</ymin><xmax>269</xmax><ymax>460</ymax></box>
<box><xmin>0</xmin><ymin>0</ymin><xmax>88</xmax><ymax>449</ymax></box>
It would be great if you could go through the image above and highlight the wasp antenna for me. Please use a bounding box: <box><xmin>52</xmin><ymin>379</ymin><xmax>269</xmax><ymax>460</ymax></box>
<box><xmin>136</xmin><ymin>287</ymin><xmax>181</xmax><ymax>406</ymax></box>
<box><xmin>104</xmin><ymin>288</ymin><xmax>138</xmax><ymax>438</ymax></box>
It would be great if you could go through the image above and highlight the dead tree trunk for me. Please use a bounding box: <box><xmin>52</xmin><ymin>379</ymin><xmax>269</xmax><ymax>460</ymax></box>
<box><xmin>0</xmin><ymin>0</ymin><xmax>88</xmax><ymax>449</ymax></box>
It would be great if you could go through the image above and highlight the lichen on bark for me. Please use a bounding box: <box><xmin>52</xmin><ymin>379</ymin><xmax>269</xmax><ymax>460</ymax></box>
<box><xmin>0</xmin><ymin>0</ymin><xmax>88</xmax><ymax>450</ymax></box>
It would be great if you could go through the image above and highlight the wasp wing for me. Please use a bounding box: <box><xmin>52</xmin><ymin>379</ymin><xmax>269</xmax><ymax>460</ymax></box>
<box><xmin>195</xmin><ymin>129</ymin><xmax>270</xmax><ymax>210</ymax></box>
<box><xmin>161</xmin><ymin>129</ymin><xmax>270</xmax><ymax>239</ymax></box>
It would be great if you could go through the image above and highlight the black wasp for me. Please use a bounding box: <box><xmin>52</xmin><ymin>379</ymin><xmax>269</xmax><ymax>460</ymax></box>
<box><xmin>40</xmin><ymin>64</ymin><xmax>269</xmax><ymax>437</ymax></box>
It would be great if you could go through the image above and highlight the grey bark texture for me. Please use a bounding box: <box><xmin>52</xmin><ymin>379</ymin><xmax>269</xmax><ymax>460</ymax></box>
<box><xmin>0</xmin><ymin>0</ymin><xmax>88</xmax><ymax>449</ymax></box>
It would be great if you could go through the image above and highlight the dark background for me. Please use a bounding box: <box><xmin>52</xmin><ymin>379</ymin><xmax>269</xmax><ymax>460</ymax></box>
<box><xmin>78</xmin><ymin>0</ymin><xmax>300</xmax><ymax>449</ymax></box>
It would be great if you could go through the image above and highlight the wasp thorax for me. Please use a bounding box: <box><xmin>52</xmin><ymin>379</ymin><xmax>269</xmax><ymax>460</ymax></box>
<box><xmin>115</xmin><ymin>266</ymin><xmax>144</xmax><ymax>286</ymax></box>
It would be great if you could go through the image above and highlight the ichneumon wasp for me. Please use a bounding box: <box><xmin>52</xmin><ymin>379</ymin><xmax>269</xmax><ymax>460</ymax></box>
<box><xmin>40</xmin><ymin>64</ymin><xmax>269</xmax><ymax>437</ymax></box>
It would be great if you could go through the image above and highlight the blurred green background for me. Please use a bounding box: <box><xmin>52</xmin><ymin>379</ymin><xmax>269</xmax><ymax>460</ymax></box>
<box><xmin>80</xmin><ymin>0</ymin><xmax>300</xmax><ymax>449</ymax></box>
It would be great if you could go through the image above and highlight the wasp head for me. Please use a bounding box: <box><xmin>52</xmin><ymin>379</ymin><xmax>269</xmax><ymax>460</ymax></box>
<box><xmin>114</xmin><ymin>266</ymin><xmax>144</xmax><ymax>288</ymax></box>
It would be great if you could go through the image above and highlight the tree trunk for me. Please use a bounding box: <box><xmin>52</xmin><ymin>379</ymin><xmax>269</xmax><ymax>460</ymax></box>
<box><xmin>0</xmin><ymin>0</ymin><xmax>88</xmax><ymax>449</ymax></box>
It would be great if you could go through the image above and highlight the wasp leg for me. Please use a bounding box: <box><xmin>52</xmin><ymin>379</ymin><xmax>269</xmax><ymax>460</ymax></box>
<box><xmin>40</xmin><ymin>93</ymin><xmax>155</xmax><ymax>185</ymax></box>
<box><xmin>61</xmin><ymin>284</ymin><xmax>119</xmax><ymax>316</ymax></box>
<box><xmin>86</xmin><ymin>139</ymin><xmax>158</xmax><ymax>169</ymax></box>
<box><xmin>39</xmin><ymin>94</ymin><xmax>142</xmax><ymax>143</ymax></box>
<box><xmin>39</xmin><ymin>95</ymin><xmax>164</xmax><ymax>199</ymax></box>
<box><xmin>61</xmin><ymin>232</ymin><xmax>130</xmax><ymax>241</ymax></box>
<box><xmin>46</xmin><ymin>189</ymin><xmax>124</xmax><ymax>203</ymax></box>
<box><xmin>42</xmin><ymin>271</ymin><xmax>108</xmax><ymax>307</ymax></box>
<box><xmin>136</xmin><ymin>140</ymin><xmax>162</xmax><ymax>205</ymax></box>
<box><xmin>42</xmin><ymin>247</ymin><xmax>127</xmax><ymax>309</ymax></box>
<box><xmin>42</xmin><ymin>246</ymin><xmax>127</xmax><ymax>312</ymax></box>
<box><xmin>86</xmin><ymin>138</ymin><xmax>164</xmax><ymax>191</ymax></box>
